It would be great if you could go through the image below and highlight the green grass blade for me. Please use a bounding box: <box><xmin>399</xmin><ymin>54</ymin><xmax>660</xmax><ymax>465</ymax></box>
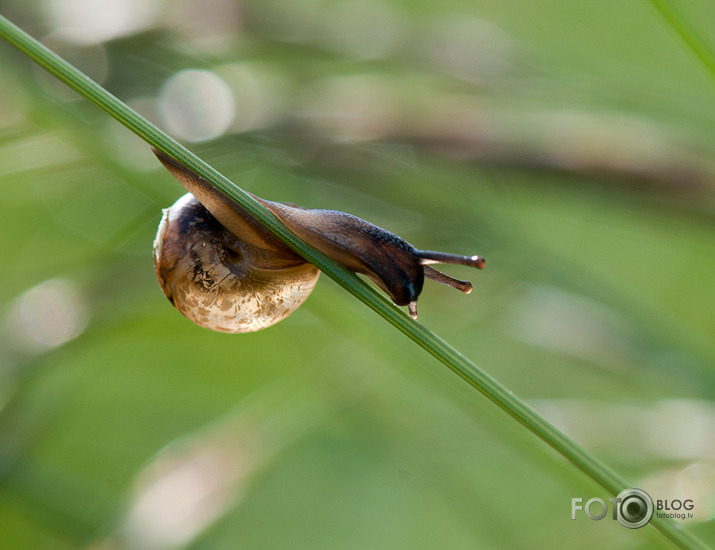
<box><xmin>0</xmin><ymin>14</ymin><xmax>708</xmax><ymax>550</ymax></box>
<box><xmin>648</xmin><ymin>0</ymin><xmax>715</xmax><ymax>84</ymax></box>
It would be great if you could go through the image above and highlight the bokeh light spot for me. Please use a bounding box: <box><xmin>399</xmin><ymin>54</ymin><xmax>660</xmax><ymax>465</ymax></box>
<box><xmin>298</xmin><ymin>75</ymin><xmax>398</xmax><ymax>142</ymax></box>
<box><xmin>159</xmin><ymin>70</ymin><xmax>235</xmax><ymax>143</ymax></box>
<box><xmin>46</xmin><ymin>0</ymin><xmax>160</xmax><ymax>44</ymax></box>
<box><xmin>323</xmin><ymin>0</ymin><xmax>406</xmax><ymax>59</ymax></box>
<box><xmin>6</xmin><ymin>278</ymin><xmax>88</xmax><ymax>353</ymax></box>
<box><xmin>215</xmin><ymin>63</ymin><xmax>286</xmax><ymax>132</ymax></box>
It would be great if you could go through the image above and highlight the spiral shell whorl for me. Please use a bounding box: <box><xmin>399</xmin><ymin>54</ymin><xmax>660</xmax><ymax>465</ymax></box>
<box><xmin>154</xmin><ymin>194</ymin><xmax>319</xmax><ymax>333</ymax></box>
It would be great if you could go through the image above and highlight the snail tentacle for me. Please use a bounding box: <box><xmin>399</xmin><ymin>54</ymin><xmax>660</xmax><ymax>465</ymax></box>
<box><xmin>423</xmin><ymin>265</ymin><xmax>473</xmax><ymax>294</ymax></box>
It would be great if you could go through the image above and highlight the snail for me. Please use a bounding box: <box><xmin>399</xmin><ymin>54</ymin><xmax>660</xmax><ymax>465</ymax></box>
<box><xmin>152</xmin><ymin>149</ymin><xmax>485</xmax><ymax>332</ymax></box>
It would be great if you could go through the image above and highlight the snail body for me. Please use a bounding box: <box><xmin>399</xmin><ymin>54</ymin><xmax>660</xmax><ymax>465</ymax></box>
<box><xmin>153</xmin><ymin>150</ymin><xmax>485</xmax><ymax>333</ymax></box>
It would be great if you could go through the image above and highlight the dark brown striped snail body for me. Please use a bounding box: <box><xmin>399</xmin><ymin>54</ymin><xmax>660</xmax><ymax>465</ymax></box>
<box><xmin>153</xmin><ymin>150</ymin><xmax>485</xmax><ymax>332</ymax></box>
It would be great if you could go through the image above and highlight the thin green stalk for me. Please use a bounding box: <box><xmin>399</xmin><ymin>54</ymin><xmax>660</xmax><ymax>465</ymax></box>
<box><xmin>648</xmin><ymin>0</ymin><xmax>715</xmax><ymax>85</ymax></box>
<box><xmin>0</xmin><ymin>15</ymin><xmax>707</xmax><ymax>550</ymax></box>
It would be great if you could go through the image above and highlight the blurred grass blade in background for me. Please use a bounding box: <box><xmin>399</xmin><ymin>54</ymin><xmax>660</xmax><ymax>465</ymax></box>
<box><xmin>649</xmin><ymin>0</ymin><xmax>715</xmax><ymax>83</ymax></box>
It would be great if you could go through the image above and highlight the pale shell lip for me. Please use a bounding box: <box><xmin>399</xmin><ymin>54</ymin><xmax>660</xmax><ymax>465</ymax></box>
<box><xmin>152</xmin><ymin>208</ymin><xmax>170</xmax><ymax>262</ymax></box>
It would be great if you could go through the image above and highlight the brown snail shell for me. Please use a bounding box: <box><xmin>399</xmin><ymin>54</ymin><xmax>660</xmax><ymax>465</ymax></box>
<box><xmin>152</xmin><ymin>149</ymin><xmax>485</xmax><ymax>332</ymax></box>
<box><xmin>154</xmin><ymin>194</ymin><xmax>320</xmax><ymax>332</ymax></box>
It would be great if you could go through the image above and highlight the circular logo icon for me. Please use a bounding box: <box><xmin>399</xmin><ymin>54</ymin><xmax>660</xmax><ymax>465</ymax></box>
<box><xmin>615</xmin><ymin>488</ymin><xmax>653</xmax><ymax>529</ymax></box>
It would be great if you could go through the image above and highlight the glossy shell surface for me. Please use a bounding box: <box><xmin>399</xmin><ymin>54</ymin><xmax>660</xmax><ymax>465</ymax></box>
<box><xmin>154</xmin><ymin>194</ymin><xmax>319</xmax><ymax>333</ymax></box>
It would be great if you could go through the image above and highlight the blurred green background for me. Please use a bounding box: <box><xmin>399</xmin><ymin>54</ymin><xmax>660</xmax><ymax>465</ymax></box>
<box><xmin>1</xmin><ymin>0</ymin><xmax>714</xmax><ymax>548</ymax></box>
